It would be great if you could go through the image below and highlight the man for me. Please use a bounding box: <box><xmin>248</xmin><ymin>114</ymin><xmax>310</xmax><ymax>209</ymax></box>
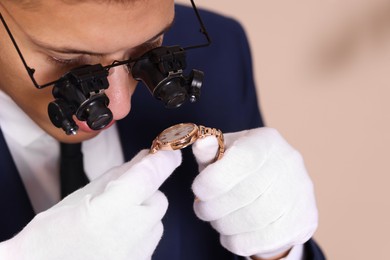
<box><xmin>0</xmin><ymin>0</ymin><xmax>325</xmax><ymax>259</ymax></box>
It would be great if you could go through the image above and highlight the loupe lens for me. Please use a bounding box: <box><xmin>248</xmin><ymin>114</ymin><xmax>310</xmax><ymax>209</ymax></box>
<box><xmin>76</xmin><ymin>95</ymin><xmax>113</xmax><ymax>130</ymax></box>
<box><xmin>154</xmin><ymin>78</ymin><xmax>188</xmax><ymax>108</ymax></box>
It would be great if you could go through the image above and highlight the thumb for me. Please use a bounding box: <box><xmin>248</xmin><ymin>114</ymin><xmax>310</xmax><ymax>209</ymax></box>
<box><xmin>192</xmin><ymin>129</ymin><xmax>249</xmax><ymax>170</ymax></box>
<box><xmin>192</xmin><ymin>136</ymin><xmax>219</xmax><ymax>170</ymax></box>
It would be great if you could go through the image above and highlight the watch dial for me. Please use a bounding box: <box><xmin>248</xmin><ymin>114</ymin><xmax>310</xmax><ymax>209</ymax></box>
<box><xmin>159</xmin><ymin>124</ymin><xmax>195</xmax><ymax>143</ymax></box>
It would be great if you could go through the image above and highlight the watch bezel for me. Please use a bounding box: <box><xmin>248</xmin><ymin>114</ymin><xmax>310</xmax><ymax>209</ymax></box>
<box><xmin>155</xmin><ymin>123</ymin><xmax>199</xmax><ymax>151</ymax></box>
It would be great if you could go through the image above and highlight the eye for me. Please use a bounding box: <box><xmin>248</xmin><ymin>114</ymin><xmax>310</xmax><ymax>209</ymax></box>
<box><xmin>47</xmin><ymin>55</ymin><xmax>89</xmax><ymax>67</ymax></box>
<box><xmin>132</xmin><ymin>37</ymin><xmax>164</xmax><ymax>59</ymax></box>
<box><xmin>145</xmin><ymin>38</ymin><xmax>163</xmax><ymax>51</ymax></box>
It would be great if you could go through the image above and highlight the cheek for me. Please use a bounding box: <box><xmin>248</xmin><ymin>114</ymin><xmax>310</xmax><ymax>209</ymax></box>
<box><xmin>2</xmin><ymin>76</ymin><xmax>57</xmax><ymax>135</ymax></box>
<box><xmin>9</xmin><ymin>83</ymin><xmax>53</xmax><ymax>124</ymax></box>
<box><xmin>0</xmin><ymin>34</ymin><xmax>66</xmax><ymax>138</ymax></box>
<box><xmin>0</xmin><ymin>54</ymin><xmax>51</xmax><ymax>122</ymax></box>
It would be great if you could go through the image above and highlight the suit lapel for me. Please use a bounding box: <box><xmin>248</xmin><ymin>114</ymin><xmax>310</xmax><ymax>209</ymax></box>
<box><xmin>0</xmin><ymin>127</ymin><xmax>35</xmax><ymax>241</ymax></box>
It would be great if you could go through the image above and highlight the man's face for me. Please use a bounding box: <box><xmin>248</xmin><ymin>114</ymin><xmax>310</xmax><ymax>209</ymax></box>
<box><xmin>0</xmin><ymin>0</ymin><xmax>175</xmax><ymax>143</ymax></box>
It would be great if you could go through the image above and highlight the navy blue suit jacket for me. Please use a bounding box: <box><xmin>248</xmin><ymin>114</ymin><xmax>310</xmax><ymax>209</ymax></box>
<box><xmin>0</xmin><ymin>4</ymin><xmax>325</xmax><ymax>260</ymax></box>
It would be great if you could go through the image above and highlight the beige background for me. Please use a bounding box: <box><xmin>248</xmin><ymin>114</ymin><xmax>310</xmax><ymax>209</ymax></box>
<box><xmin>177</xmin><ymin>1</ymin><xmax>390</xmax><ymax>259</ymax></box>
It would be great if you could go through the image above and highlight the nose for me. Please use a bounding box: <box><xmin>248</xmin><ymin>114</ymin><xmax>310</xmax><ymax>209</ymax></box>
<box><xmin>104</xmin><ymin>65</ymin><xmax>137</xmax><ymax>121</ymax></box>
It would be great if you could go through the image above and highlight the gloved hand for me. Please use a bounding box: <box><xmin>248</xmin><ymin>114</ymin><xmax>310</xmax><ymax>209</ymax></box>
<box><xmin>192</xmin><ymin>127</ymin><xmax>318</xmax><ymax>259</ymax></box>
<box><xmin>0</xmin><ymin>149</ymin><xmax>181</xmax><ymax>260</ymax></box>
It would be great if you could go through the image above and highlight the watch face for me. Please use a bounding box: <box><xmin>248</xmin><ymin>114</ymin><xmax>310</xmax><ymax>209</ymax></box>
<box><xmin>159</xmin><ymin>123</ymin><xmax>196</xmax><ymax>143</ymax></box>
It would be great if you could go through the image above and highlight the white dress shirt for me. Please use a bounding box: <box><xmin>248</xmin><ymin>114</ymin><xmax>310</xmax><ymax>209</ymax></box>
<box><xmin>0</xmin><ymin>90</ymin><xmax>124</xmax><ymax>213</ymax></box>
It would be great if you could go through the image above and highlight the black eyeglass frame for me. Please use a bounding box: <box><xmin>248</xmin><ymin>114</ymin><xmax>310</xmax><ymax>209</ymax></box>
<box><xmin>0</xmin><ymin>0</ymin><xmax>211</xmax><ymax>89</ymax></box>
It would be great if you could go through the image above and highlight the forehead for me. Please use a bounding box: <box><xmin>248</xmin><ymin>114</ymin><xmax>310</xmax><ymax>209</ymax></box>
<box><xmin>3</xmin><ymin>0</ymin><xmax>175</xmax><ymax>53</ymax></box>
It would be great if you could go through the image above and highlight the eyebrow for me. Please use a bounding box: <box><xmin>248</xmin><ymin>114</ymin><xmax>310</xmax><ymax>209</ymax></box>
<box><xmin>30</xmin><ymin>18</ymin><xmax>175</xmax><ymax>56</ymax></box>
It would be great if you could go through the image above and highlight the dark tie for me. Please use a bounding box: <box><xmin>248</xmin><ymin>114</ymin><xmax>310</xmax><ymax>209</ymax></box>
<box><xmin>59</xmin><ymin>142</ymin><xmax>89</xmax><ymax>198</ymax></box>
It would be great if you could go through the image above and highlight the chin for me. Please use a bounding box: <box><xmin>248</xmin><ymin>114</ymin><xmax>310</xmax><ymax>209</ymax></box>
<box><xmin>47</xmin><ymin>124</ymin><xmax>100</xmax><ymax>143</ymax></box>
<box><xmin>59</xmin><ymin>130</ymin><xmax>100</xmax><ymax>143</ymax></box>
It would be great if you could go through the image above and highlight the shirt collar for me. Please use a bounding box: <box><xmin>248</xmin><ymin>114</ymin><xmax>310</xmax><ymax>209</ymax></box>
<box><xmin>0</xmin><ymin>90</ymin><xmax>48</xmax><ymax>147</ymax></box>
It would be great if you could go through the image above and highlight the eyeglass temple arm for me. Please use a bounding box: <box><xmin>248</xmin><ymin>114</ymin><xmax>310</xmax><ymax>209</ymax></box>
<box><xmin>183</xmin><ymin>0</ymin><xmax>212</xmax><ymax>51</ymax></box>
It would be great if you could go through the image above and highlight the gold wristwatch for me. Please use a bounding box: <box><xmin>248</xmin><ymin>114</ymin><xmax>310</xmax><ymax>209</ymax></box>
<box><xmin>150</xmin><ymin>123</ymin><xmax>225</xmax><ymax>162</ymax></box>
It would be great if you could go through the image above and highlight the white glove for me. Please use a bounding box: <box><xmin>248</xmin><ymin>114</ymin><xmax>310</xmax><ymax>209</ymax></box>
<box><xmin>0</xmin><ymin>149</ymin><xmax>181</xmax><ymax>260</ymax></box>
<box><xmin>192</xmin><ymin>127</ymin><xmax>318</xmax><ymax>259</ymax></box>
